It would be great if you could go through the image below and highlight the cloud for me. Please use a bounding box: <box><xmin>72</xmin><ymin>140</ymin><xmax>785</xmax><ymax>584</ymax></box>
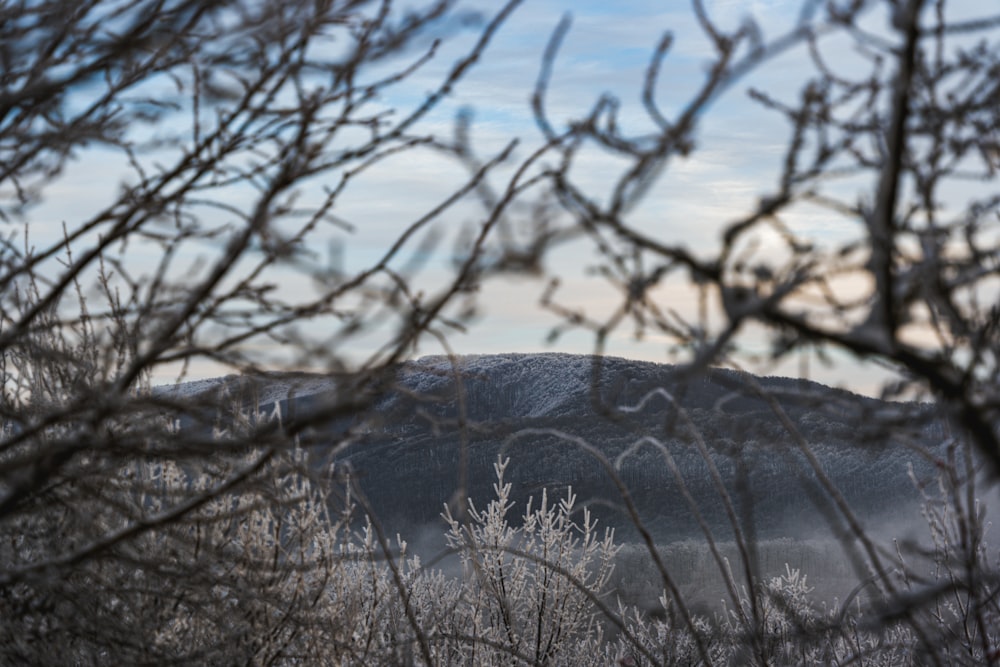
<box><xmin>31</xmin><ymin>0</ymin><xmax>976</xmax><ymax>397</ymax></box>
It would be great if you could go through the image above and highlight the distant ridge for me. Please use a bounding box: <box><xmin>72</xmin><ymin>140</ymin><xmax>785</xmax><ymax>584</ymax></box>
<box><xmin>159</xmin><ymin>353</ymin><xmax>945</xmax><ymax>540</ymax></box>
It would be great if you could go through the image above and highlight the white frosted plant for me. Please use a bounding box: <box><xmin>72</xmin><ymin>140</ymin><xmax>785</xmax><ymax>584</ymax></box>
<box><xmin>440</xmin><ymin>456</ymin><xmax>620</xmax><ymax>665</ymax></box>
<box><xmin>597</xmin><ymin>451</ymin><xmax>999</xmax><ymax>667</ymax></box>
<box><xmin>883</xmin><ymin>455</ymin><xmax>1000</xmax><ymax>666</ymax></box>
<box><xmin>603</xmin><ymin>564</ymin><xmax>919</xmax><ymax>666</ymax></box>
<box><xmin>3</xmin><ymin>391</ymin><xmax>997</xmax><ymax>667</ymax></box>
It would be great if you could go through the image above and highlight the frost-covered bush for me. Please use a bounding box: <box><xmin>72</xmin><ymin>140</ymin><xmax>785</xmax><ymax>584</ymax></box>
<box><xmin>2</xmin><ymin>422</ymin><xmax>998</xmax><ymax>665</ymax></box>
<box><xmin>439</xmin><ymin>456</ymin><xmax>619</xmax><ymax>665</ymax></box>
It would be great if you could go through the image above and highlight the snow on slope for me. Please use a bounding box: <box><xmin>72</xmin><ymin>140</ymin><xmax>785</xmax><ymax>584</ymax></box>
<box><xmin>150</xmin><ymin>353</ymin><xmax>925</xmax><ymax>457</ymax></box>
<box><xmin>153</xmin><ymin>373</ymin><xmax>336</xmax><ymax>406</ymax></box>
<box><xmin>152</xmin><ymin>353</ymin><xmax>627</xmax><ymax>425</ymax></box>
<box><xmin>392</xmin><ymin>353</ymin><xmax>597</xmax><ymax>419</ymax></box>
<box><xmin>154</xmin><ymin>352</ymin><xmax>887</xmax><ymax>425</ymax></box>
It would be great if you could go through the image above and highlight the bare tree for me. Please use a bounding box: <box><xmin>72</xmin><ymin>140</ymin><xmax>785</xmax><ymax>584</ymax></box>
<box><xmin>526</xmin><ymin>0</ymin><xmax>1000</xmax><ymax>662</ymax></box>
<box><xmin>2</xmin><ymin>0</ymin><xmax>999</xmax><ymax>664</ymax></box>
<box><xmin>0</xmin><ymin>0</ymin><xmax>532</xmax><ymax>661</ymax></box>
<box><xmin>533</xmin><ymin>0</ymin><xmax>1000</xmax><ymax>463</ymax></box>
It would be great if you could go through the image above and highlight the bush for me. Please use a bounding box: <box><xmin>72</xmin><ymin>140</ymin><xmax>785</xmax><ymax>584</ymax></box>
<box><xmin>3</xmin><ymin>0</ymin><xmax>1000</xmax><ymax>663</ymax></box>
<box><xmin>6</xmin><ymin>423</ymin><xmax>995</xmax><ymax>665</ymax></box>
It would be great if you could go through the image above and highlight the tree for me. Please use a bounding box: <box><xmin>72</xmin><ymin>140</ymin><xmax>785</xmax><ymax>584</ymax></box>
<box><xmin>0</xmin><ymin>0</ymin><xmax>527</xmax><ymax>661</ymax></box>
<box><xmin>1</xmin><ymin>0</ymin><xmax>999</xmax><ymax>664</ymax></box>
<box><xmin>526</xmin><ymin>1</ymin><xmax>1000</xmax><ymax>660</ymax></box>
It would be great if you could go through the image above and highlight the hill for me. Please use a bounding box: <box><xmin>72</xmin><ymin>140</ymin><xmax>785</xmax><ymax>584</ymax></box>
<box><xmin>160</xmin><ymin>353</ymin><xmax>946</xmax><ymax>541</ymax></box>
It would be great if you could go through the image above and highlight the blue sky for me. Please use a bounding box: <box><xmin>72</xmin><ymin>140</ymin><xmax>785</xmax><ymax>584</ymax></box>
<box><xmin>356</xmin><ymin>0</ymin><xmax>882</xmax><ymax>386</ymax></box>
<box><xmin>22</xmin><ymin>0</ymin><xmax>988</xmax><ymax>395</ymax></box>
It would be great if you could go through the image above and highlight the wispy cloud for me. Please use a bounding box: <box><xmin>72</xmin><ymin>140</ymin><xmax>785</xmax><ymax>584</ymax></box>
<box><xmin>31</xmin><ymin>0</ymin><xmax>982</xmax><ymax>394</ymax></box>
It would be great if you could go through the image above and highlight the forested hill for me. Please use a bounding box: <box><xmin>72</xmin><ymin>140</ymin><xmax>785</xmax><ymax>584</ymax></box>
<box><xmin>163</xmin><ymin>353</ymin><xmax>947</xmax><ymax>540</ymax></box>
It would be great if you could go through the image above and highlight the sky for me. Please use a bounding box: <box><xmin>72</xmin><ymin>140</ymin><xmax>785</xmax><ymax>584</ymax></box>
<box><xmin>339</xmin><ymin>0</ymin><xmax>890</xmax><ymax>390</ymax></box>
<box><xmin>20</xmin><ymin>0</ymin><xmax>991</xmax><ymax>396</ymax></box>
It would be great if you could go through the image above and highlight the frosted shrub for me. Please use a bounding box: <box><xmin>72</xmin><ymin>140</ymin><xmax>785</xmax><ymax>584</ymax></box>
<box><xmin>604</xmin><ymin>565</ymin><xmax>919</xmax><ymax>666</ymax></box>
<box><xmin>600</xmin><ymin>451</ymin><xmax>1000</xmax><ymax>667</ymax></box>
<box><xmin>718</xmin><ymin>565</ymin><xmax>911</xmax><ymax>666</ymax></box>
<box><xmin>38</xmin><ymin>451</ymin><xmax>625</xmax><ymax>665</ymax></box>
<box><xmin>3</xmin><ymin>411</ymin><xmax>997</xmax><ymax>665</ymax></box>
<box><xmin>440</xmin><ymin>457</ymin><xmax>619</xmax><ymax>665</ymax></box>
<box><xmin>605</xmin><ymin>594</ymin><xmax>723</xmax><ymax>666</ymax></box>
<box><xmin>884</xmin><ymin>454</ymin><xmax>1000</xmax><ymax>665</ymax></box>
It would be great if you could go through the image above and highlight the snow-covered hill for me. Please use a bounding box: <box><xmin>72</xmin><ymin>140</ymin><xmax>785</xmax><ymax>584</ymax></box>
<box><xmin>157</xmin><ymin>353</ymin><xmax>945</xmax><ymax>540</ymax></box>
